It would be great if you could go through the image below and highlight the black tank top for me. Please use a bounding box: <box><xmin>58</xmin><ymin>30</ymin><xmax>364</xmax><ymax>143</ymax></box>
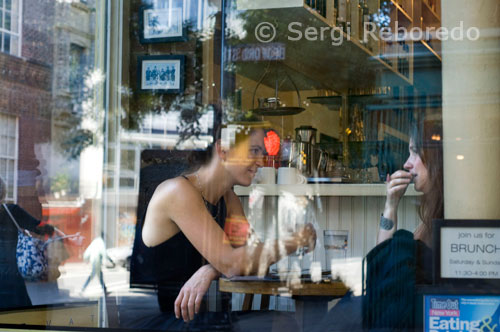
<box><xmin>155</xmin><ymin>176</ymin><xmax>229</xmax><ymax>313</ymax></box>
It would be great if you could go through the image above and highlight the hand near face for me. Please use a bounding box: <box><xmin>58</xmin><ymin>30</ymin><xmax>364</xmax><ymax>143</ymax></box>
<box><xmin>174</xmin><ymin>264</ymin><xmax>219</xmax><ymax>322</ymax></box>
<box><xmin>385</xmin><ymin>170</ymin><xmax>412</xmax><ymax>209</ymax></box>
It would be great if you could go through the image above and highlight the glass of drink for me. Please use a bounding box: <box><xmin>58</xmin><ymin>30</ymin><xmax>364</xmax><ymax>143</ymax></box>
<box><xmin>323</xmin><ymin>230</ymin><xmax>349</xmax><ymax>272</ymax></box>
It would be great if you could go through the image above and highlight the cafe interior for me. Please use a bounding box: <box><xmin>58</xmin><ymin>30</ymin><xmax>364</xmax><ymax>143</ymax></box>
<box><xmin>0</xmin><ymin>0</ymin><xmax>499</xmax><ymax>330</ymax></box>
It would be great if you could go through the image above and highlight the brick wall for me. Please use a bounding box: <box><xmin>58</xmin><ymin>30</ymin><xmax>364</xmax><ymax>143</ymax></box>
<box><xmin>22</xmin><ymin>0</ymin><xmax>55</xmax><ymax>66</ymax></box>
<box><xmin>0</xmin><ymin>0</ymin><xmax>54</xmax><ymax>219</ymax></box>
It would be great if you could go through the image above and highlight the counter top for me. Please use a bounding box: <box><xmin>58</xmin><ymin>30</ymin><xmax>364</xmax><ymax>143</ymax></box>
<box><xmin>234</xmin><ymin>183</ymin><xmax>420</xmax><ymax>197</ymax></box>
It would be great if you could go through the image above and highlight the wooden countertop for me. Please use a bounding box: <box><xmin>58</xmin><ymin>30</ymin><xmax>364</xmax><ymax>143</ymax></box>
<box><xmin>219</xmin><ymin>277</ymin><xmax>349</xmax><ymax>297</ymax></box>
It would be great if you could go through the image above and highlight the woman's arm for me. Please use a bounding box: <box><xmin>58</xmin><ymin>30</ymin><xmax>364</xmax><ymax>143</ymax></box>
<box><xmin>174</xmin><ymin>190</ymin><xmax>258</xmax><ymax>322</ymax></box>
<box><xmin>143</xmin><ymin>178</ymin><xmax>316</xmax><ymax>278</ymax></box>
<box><xmin>377</xmin><ymin>171</ymin><xmax>412</xmax><ymax>244</ymax></box>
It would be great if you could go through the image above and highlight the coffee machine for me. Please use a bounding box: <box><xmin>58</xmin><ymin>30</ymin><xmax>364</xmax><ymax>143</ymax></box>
<box><xmin>293</xmin><ymin>126</ymin><xmax>317</xmax><ymax>177</ymax></box>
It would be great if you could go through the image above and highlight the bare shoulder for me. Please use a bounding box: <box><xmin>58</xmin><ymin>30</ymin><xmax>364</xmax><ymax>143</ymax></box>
<box><xmin>143</xmin><ymin>176</ymin><xmax>200</xmax><ymax>247</ymax></box>
<box><xmin>151</xmin><ymin>176</ymin><xmax>193</xmax><ymax>202</ymax></box>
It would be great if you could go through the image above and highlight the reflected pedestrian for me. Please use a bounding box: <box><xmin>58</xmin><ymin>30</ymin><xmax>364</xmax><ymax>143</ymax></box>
<box><xmin>81</xmin><ymin>236</ymin><xmax>115</xmax><ymax>294</ymax></box>
<box><xmin>0</xmin><ymin>176</ymin><xmax>53</xmax><ymax>309</ymax></box>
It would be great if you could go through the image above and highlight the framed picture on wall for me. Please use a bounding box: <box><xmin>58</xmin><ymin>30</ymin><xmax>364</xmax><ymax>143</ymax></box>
<box><xmin>137</xmin><ymin>55</ymin><xmax>185</xmax><ymax>94</ymax></box>
<box><xmin>139</xmin><ymin>6</ymin><xmax>187</xmax><ymax>43</ymax></box>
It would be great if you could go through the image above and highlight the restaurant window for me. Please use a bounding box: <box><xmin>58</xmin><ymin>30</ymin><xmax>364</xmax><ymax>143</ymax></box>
<box><xmin>0</xmin><ymin>0</ymin><xmax>21</xmax><ymax>56</ymax></box>
<box><xmin>0</xmin><ymin>113</ymin><xmax>18</xmax><ymax>202</ymax></box>
<box><xmin>0</xmin><ymin>0</ymin><xmax>499</xmax><ymax>330</ymax></box>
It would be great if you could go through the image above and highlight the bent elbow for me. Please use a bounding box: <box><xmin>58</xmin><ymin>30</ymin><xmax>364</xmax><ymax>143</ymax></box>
<box><xmin>218</xmin><ymin>256</ymin><xmax>251</xmax><ymax>278</ymax></box>
<box><xmin>219</xmin><ymin>262</ymin><xmax>243</xmax><ymax>278</ymax></box>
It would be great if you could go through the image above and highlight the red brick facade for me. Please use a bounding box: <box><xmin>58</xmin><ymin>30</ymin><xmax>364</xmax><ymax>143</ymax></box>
<box><xmin>0</xmin><ymin>0</ymin><xmax>54</xmax><ymax>219</ymax></box>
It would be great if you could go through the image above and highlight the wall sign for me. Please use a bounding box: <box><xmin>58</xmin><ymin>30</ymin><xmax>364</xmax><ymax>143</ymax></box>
<box><xmin>433</xmin><ymin>220</ymin><xmax>500</xmax><ymax>286</ymax></box>
<box><xmin>227</xmin><ymin>43</ymin><xmax>286</xmax><ymax>62</ymax></box>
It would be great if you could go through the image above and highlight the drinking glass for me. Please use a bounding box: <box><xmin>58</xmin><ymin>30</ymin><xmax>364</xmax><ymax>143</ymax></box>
<box><xmin>323</xmin><ymin>230</ymin><xmax>349</xmax><ymax>272</ymax></box>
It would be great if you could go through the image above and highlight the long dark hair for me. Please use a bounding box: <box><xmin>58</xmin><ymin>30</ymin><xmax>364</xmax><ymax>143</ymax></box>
<box><xmin>410</xmin><ymin>119</ymin><xmax>444</xmax><ymax>243</ymax></box>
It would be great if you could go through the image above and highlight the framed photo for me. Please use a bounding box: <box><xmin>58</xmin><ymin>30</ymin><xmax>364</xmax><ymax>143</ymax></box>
<box><xmin>139</xmin><ymin>6</ymin><xmax>187</xmax><ymax>43</ymax></box>
<box><xmin>137</xmin><ymin>55</ymin><xmax>185</xmax><ymax>94</ymax></box>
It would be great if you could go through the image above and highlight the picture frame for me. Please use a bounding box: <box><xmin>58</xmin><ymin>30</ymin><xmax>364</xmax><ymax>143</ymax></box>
<box><xmin>139</xmin><ymin>5</ymin><xmax>187</xmax><ymax>43</ymax></box>
<box><xmin>137</xmin><ymin>55</ymin><xmax>185</xmax><ymax>94</ymax></box>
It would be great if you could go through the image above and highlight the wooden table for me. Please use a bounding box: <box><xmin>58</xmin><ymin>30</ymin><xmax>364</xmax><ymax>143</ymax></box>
<box><xmin>219</xmin><ymin>277</ymin><xmax>349</xmax><ymax>331</ymax></box>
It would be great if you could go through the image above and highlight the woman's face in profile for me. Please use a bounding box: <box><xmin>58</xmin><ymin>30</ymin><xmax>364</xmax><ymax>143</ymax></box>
<box><xmin>224</xmin><ymin>129</ymin><xmax>266</xmax><ymax>186</ymax></box>
<box><xmin>404</xmin><ymin>139</ymin><xmax>430</xmax><ymax>193</ymax></box>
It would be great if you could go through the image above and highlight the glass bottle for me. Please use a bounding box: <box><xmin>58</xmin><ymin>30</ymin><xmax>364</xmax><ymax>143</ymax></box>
<box><xmin>338</xmin><ymin>0</ymin><xmax>347</xmax><ymax>30</ymax></box>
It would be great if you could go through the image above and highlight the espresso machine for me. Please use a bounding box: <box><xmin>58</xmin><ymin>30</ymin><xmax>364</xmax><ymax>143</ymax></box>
<box><xmin>293</xmin><ymin>126</ymin><xmax>317</xmax><ymax>177</ymax></box>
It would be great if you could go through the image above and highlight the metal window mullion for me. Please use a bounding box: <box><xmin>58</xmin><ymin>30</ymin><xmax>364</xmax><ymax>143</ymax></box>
<box><xmin>17</xmin><ymin>0</ymin><xmax>22</xmax><ymax>56</ymax></box>
<box><xmin>13</xmin><ymin>116</ymin><xmax>18</xmax><ymax>203</ymax></box>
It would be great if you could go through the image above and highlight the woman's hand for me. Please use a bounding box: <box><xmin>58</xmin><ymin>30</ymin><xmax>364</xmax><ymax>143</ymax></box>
<box><xmin>378</xmin><ymin>170</ymin><xmax>412</xmax><ymax>244</ymax></box>
<box><xmin>174</xmin><ymin>264</ymin><xmax>220</xmax><ymax>322</ymax></box>
<box><xmin>296</xmin><ymin>223</ymin><xmax>317</xmax><ymax>253</ymax></box>
<box><xmin>385</xmin><ymin>171</ymin><xmax>412</xmax><ymax>210</ymax></box>
<box><xmin>35</xmin><ymin>224</ymin><xmax>55</xmax><ymax>236</ymax></box>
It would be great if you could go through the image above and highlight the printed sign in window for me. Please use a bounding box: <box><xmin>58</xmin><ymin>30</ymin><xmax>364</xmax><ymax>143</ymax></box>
<box><xmin>440</xmin><ymin>227</ymin><xmax>500</xmax><ymax>279</ymax></box>
<box><xmin>424</xmin><ymin>295</ymin><xmax>500</xmax><ymax>332</ymax></box>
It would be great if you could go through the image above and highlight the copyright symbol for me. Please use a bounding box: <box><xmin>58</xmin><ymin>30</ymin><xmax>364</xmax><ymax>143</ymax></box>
<box><xmin>255</xmin><ymin>22</ymin><xmax>276</xmax><ymax>43</ymax></box>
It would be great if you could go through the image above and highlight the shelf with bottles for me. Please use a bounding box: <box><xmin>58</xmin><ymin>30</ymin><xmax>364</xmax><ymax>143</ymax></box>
<box><xmin>414</xmin><ymin>0</ymin><xmax>442</xmax><ymax>61</ymax></box>
<box><xmin>375</xmin><ymin>3</ymin><xmax>414</xmax><ymax>81</ymax></box>
<box><xmin>232</xmin><ymin>0</ymin><xmax>413</xmax><ymax>92</ymax></box>
<box><xmin>390</xmin><ymin>0</ymin><xmax>413</xmax><ymax>22</ymax></box>
<box><xmin>421</xmin><ymin>0</ymin><xmax>440</xmax><ymax>23</ymax></box>
<box><xmin>419</xmin><ymin>39</ymin><xmax>441</xmax><ymax>61</ymax></box>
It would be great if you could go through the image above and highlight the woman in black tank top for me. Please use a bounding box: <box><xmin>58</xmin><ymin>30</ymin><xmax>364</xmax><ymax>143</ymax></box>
<box><xmin>141</xmin><ymin>122</ymin><xmax>317</xmax><ymax>330</ymax></box>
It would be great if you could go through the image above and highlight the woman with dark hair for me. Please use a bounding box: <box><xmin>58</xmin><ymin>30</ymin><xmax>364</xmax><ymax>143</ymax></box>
<box><xmin>141</xmin><ymin>122</ymin><xmax>317</xmax><ymax>330</ymax></box>
<box><xmin>379</xmin><ymin>120</ymin><xmax>444</xmax><ymax>246</ymax></box>
<box><xmin>309</xmin><ymin>119</ymin><xmax>444</xmax><ymax>332</ymax></box>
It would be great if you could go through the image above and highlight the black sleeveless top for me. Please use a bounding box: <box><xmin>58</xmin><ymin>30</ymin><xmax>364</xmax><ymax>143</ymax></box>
<box><xmin>155</xmin><ymin>176</ymin><xmax>229</xmax><ymax>313</ymax></box>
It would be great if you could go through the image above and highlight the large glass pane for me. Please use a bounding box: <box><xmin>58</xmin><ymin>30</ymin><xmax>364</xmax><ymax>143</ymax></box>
<box><xmin>0</xmin><ymin>159</ymin><xmax>6</xmax><ymax>176</ymax></box>
<box><xmin>3</xmin><ymin>31</ymin><xmax>9</xmax><ymax>53</ymax></box>
<box><xmin>7</xmin><ymin>137</ymin><xmax>15</xmax><ymax>157</ymax></box>
<box><xmin>0</xmin><ymin>136</ymin><xmax>6</xmax><ymax>155</ymax></box>
<box><xmin>4</xmin><ymin>10</ymin><xmax>9</xmax><ymax>30</ymax></box>
<box><xmin>10</xmin><ymin>0</ymin><xmax>18</xmax><ymax>13</ymax></box>
<box><xmin>7</xmin><ymin>159</ymin><xmax>14</xmax><ymax>180</ymax></box>
<box><xmin>0</xmin><ymin>0</ymin><xmax>498</xmax><ymax>330</ymax></box>
<box><xmin>10</xmin><ymin>12</ymin><xmax>17</xmax><ymax>33</ymax></box>
<box><xmin>0</xmin><ymin>0</ymin><xmax>108</xmax><ymax>326</ymax></box>
<box><xmin>7</xmin><ymin>115</ymin><xmax>15</xmax><ymax>136</ymax></box>
<box><xmin>8</xmin><ymin>34</ymin><xmax>17</xmax><ymax>55</ymax></box>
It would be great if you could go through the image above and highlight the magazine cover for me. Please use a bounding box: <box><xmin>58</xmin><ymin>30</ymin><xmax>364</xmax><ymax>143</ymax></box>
<box><xmin>424</xmin><ymin>295</ymin><xmax>500</xmax><ymax>332</ymax></box>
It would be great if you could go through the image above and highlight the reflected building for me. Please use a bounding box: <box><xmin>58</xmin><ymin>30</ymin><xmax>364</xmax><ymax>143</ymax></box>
<box><xmin>0</xmin><ymin>0</ymin><xmax>53</xmax><ymax>219</ymax></box>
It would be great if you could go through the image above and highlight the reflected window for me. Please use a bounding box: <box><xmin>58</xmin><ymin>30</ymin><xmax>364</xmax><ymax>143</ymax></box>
<box><xmin>0</xmin><ymin>0</ymin><xmax>21</xmax><ymax>56</ymax></box>
<box><xmin>69</xmin><ymin>43</ymin><xmax>86</xmax><ymax>113</ymax></box>
<box><xmin>0</xmin><ymin>113</ymin><xmax>17</xmax><ymax>202</ymax></box>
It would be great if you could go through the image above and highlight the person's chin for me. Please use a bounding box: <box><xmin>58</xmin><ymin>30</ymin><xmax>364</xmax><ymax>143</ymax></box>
<box><xmin>238</xmin><ymin>176</ymin><xmax>253</xmax><ymax>187</ymax></box>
